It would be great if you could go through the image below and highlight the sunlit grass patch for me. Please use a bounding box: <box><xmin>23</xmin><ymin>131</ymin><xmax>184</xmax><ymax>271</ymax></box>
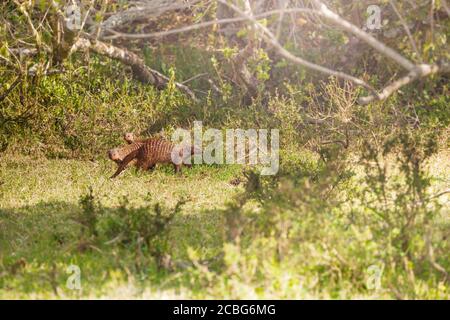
<box><xmin>0</xmin><ymin>152</ymin><xmax>448</xmax><ymax>299</ymax></box>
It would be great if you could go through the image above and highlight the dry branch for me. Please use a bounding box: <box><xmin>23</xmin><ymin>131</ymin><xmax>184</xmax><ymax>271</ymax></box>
<box><xmin>217</xmin><ymin>0</ymin><xmax>378</xmax><ymax>96</ymax></box>
<box><xmin>96</xmin><ymin>0</ymin><xmax>202</xmax><ymax>36</ymax></box>
<box><xmin>311</xmin><ymin>0</ymin><xmax>417</xmax><ymax>72</ymax></box>
<box><xmin>359</xmin><ymin>63</ymin><xmax>446</xmax><ymax>105</ymax></box>
<box><xmin>101</xmin><ymin>8</ymin><xmax>317</xmax><ymax>40</ymax></box>
<box><xmin>71</xmin><ymin>38</ymin><xmax>197</xmax><ymax>101</ymax></box>
<box><xmin>217</xmin><ymin>0</ymin><xmax>449</xmax><ymax>105</ymax></box>
<box><xmin>389</xmin><ymin>0</ymin><xmax>422</xmax><ymax>63</ymax></box>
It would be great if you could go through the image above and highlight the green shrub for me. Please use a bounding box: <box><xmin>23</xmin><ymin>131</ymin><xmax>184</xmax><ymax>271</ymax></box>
<box><xmin>75</xmin><ymin>189</ymin><xmax>186</xmax><ymax>271</ymax></box>
<box><xmin>186</xmin><ymin>127</ymin><xmax>449</xmax><ymax>299</ymax></box>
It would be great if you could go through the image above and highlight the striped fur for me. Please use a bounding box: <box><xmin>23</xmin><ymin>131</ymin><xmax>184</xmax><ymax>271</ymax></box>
<box><xmin>110</xmin><ymin>138</ymin><xmax>196</xmax><ymax>178</ymax></box>
<box><xmin>107</xmin><ymin>142</ymin><xmax>144</xmax><ymax>164</ymax></box>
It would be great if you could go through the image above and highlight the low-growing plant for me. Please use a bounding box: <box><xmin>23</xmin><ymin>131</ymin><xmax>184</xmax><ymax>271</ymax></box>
<box><xmin>185</xmin><ymin>127</ymin><xmax>448</xmax><ymax>299</ymax></box>
<box><xmin>75</xmin><ymin>189</ymin><xmax>186</xmax><ymax>271</ymax></box>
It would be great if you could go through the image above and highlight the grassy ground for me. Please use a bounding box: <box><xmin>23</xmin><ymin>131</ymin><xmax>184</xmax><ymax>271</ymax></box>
<box><xmin>0</xmin><ymin>152</ymin><xmax>448</xmax><ymax>299</ymax></box>
<box><xmin>0</xmin><ymin>155</ymin><xmax>246</xmax><ymax>299</ymax></box>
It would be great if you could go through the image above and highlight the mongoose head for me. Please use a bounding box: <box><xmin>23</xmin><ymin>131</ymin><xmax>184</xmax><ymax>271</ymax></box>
<box><xmin>123</xmin><ymin>132</ymin><xmax>135</xmax><ymax>144</ymax></box>
<box><xmin>107</xmin><ymin>148</ymin><xmax>122</xmax><ymax>163</ymax></box>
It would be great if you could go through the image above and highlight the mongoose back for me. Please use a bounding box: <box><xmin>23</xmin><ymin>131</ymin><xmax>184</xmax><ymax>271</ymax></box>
<box><xmin>111</xmin><ymin>138</ymin><xmax>196</xmax><ymax>178</ymax></box>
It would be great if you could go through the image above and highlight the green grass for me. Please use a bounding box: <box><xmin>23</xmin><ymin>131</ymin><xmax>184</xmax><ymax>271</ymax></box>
<box><xmin>0</xmin><ymin>153</ymin><xmax>448</xmax><ymax>299</ymax></box>
<box><xmin>0</xmin><ymin>155</ymin><xmax>245</xmax><ymax>299</ymax></box>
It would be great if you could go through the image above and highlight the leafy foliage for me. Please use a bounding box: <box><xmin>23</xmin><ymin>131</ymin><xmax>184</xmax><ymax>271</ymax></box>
<box><xmin>0</xmin><ymin>0</ymin><xmax>448</xmax><ymax>299</ymax></box>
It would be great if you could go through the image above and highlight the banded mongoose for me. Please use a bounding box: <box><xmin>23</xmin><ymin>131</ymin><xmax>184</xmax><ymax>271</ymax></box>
<box><xmin>108</xmin><ymin>133</ymin><xmax>154</xmax><ymax>171</ymax></box>
<box><xmin>108</xmin><ymin>142</ymin><xmax>156</xmax><ymax>172</ymax></box>
<box><xmin>107</xmin><ymin>142</ymin><xmax>144</xmax><ymax>164</ymax></box>
<box><xmin>110</xmin><ymin>138</ymin><xmax>197</xmax><ymax>178</ymax></box>
<box><xmin>108</xmin><ymin>132</ymin><xmax>152</xmax><ymax>164</ymax></box>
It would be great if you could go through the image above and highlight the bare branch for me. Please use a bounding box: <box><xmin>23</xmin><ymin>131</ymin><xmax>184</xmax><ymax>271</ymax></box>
<box><xmin>13</xmin><ymin>0</ymin><xmax>51</xmax><ymax>52</ymax></box>
<box><xmin>389</xmin><ymin>0</ymin><xmax>422</xmax><ymax>63</ymax></box>
<box><xmin>215</xmin><ymin>1</ymin><xmax>449</xmax><ymax>105</ymax></box>
<box><xmin>217</xmin><ymin>0</ymin><xmax>378</xmax><ymax>96</ymax></box>
<box><xmin>102</xmin><ymin>8</ymin><xmax>316</xmax><ymax>40</ymax></box>
<box><xmin>0</xmin><ymin>77</ymin><xmax>22</xmax><ymax>103</ymax></box>
<box><xmin>311</xmin><ymin>0</ymin><xmax>416</xmax><ymax>71</ymax></box>
<box><xmin>97</xmin><ymin>0</ymin><xmax>203</xmax><ymax>36</ymax></box>
<box><xmin>275</xmin><ymin>0</ymin><xmax>289</xmax><ymax>40</ymax></box>
<box><xmin>181</xmin><ymin>73</ymin><xmax>208</xmax><ymax>84</ymax></box>
<box><xmin>358</xmin><ymin>64</ymin><xmax>444</xmax><ymax>105</ymax></box>
<box><xmin>71</xmin><ymin>38</ymin><xmax>197</xmax><ymax>101</ymax></box>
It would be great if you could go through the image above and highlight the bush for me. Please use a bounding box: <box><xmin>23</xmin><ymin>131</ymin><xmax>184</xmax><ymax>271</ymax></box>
<box><xmin>186</xmin><ymin>126</ymin><xmax>449</xmax><ymax>299</ymax></box>
<box><xmin>76</xmin><ymin>189</ymin><xmax>186</xmax><ymax>271</ymax></box>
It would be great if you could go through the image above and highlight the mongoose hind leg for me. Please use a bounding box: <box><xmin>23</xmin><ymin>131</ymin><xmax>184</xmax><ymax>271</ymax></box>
<box><xmin>141</xmin><ymin>159</ymin><xmax>156</xmax><ymax>171</ymax></box>
<box><xmin>173</xmin><ymin>163</ymin><xmax>182</xmax><ymax>174</ymax></box>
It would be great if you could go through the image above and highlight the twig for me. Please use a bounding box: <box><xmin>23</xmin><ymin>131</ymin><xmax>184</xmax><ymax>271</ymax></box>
<box><xmin>181</xmin><ymin>73</ymin><xmax>208</xmax><ymax>84</ymax></box>
<box><xmin>311</xmin><ymin>0</ymin><xmax>416</xmax><ymax>72</ymax></box>
<box><xmin>414</xmin><ymin>189</ymin><xmax>450</xmax><ymax>205</ymax></box>
<box><xmin>217</xmin><ymin>0</ymin><xmax>378</xmax><ymax>96</ymax></box>
<box><xmin>0</xmin><ymin>76</ymin><xmax>22</xmax><ymax>103</ymax></box>
<box><xmin>429</xmin><ymin>0</ymin><xmax>436</xmax><ymax>45</ymax></box>
<box><xmin>13</xmin><ymin>0</ymin><xmax>42</xmax><ymax>47</ymax></box>
<box><xmin>72</xmin><ymin>38</ymin><xmax>198</xmax><ymax>101</ymax></box>
<box><xmin>389</xmin><ymin>0</ymin><xmax>422</xmax><ymax>63</ymax></box>
<box><xmin>275</xmin><ymin>0</ymin><xmax>289</xmax><ymax>40</ymax></box>
<box><xmin>358</xmin><ymin>63</ymin><xmax>443</xmax><ymax>105</ymax></box>
<box><xmin>425</xmin><ymin>228</ymin><xmax>449</xmax><ymax>282</ymax></box>
<box><xmin>101</xmin><ymin>8</ymin><xmax>316</xmax><ymax>40</ymax></box>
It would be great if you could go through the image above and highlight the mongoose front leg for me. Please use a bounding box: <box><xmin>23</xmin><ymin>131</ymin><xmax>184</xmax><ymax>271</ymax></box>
<box><xmin>110</xmin><ymin>147</ymin><xmax>140</xmax><ymax>178</ymax></box>
<box><xmin>111</xmin><ymin>163</ymin><xmax>126</xmax><ymax>178</ymax></box>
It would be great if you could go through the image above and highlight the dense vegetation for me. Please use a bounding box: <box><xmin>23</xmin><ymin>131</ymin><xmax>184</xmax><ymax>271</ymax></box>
<box><xmin>0</xmin><ymin>0</ymin><xmax>448</xmax><ymax>299</ymax></box>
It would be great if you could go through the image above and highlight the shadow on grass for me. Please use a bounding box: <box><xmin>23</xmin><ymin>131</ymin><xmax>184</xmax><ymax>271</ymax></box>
<box><xmin>0</xmin><ymin>200</ymin><xmax>226</xmax><ymax>298</ymax></box>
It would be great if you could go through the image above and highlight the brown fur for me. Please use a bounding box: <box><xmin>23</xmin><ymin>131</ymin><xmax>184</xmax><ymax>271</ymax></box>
<box><xmin>107</xmin><ymin>142</ymin><xmax>144</xmax><ymax>164</ymax></box>
<box><xmin>110</xmin><ymin>138</ymin><xmax>196</xmax><ymax>178</ymax></box>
